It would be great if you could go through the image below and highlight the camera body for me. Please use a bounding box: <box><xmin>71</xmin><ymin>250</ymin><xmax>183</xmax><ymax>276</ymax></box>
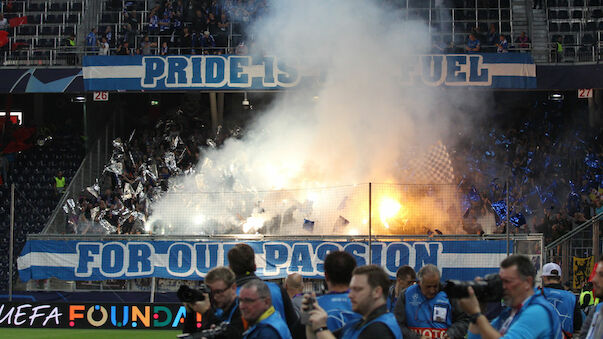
<box><xmin>178</xmin><ymin>321</ymin><xmax>230</xmax><ymax>339</ymax></box>
<box><xmin>300</xmin><ymin>296</ymin><xmax>315</xmax><ymax>325</ymax></box>
<box><xmin>177</xmin><ymin>284</ymin><xmax>211</xmax><ymax>303</ymax></box>
<box><xmin>443</xmin><ymin>273</ymin><xmax>504</xmax><ymax>303</ymax></box>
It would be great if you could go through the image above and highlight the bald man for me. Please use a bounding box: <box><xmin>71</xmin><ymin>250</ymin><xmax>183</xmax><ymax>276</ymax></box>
<box><xmin>285</xmin><ymin>273</ymin><xmax>304</xmax><ymax>317</ymax></box>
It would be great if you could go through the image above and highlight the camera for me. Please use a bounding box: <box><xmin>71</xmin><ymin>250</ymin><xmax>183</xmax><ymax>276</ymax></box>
<box><xmin>443</xmin><ymin>273</ymin><xmax>503</xmax><ymax>303</ymax></box>
<box><xmin>300</xmin><ymin>295</ymin><xmax>315</xmax><ymax>325</ymax></box>
<box><xmin>177</xmin><ymin>284</ymin><xmax>211</xmax><ymax>303</ymax></box>
<box><xmin>177</xmin><ymin>321</ymin><xmax>230</xmax><ymax>339</ymax></box>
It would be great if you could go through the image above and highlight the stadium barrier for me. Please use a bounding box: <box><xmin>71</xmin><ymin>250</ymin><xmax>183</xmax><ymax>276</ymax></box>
<box><xmin>17</xmin><ymin>233</ymin><xmax>544</xmax><ymax>295</ymax></box>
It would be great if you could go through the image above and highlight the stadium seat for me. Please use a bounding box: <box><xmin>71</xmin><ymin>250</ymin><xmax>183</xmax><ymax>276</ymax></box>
<box><xmin>592</xmin><ymin>9</ymin><xmax>603</xmax><ymax>19</ymax></box>
<box><xmin>548</xmin><ymin>10</ymin><xmax>558</xmax><ymax>20</ymax></box>
<box><xmin>572</xmin><ymin>10</ymin><xmax>582</xmax><ymax>19</ymax></box>
<box><xmin>563</xmin><ymin>34</ymin><xmax>575</xmax><ymax>44</ymax></box>
<box><xmin>549</xmin><ymin>23</ymin><xmax>559</xmax><ymax>32</ymax></box>
<box><xmin>571</xmin><ymin>23</ymin><xmax>581</xmax><ymax>32</ymax></box>
<box><xmin>585</xmin><ymin>21</ymin><xmax>596</xmax><ymax>31</ymax></box>
<box><xmin>558</xmin><ymin>0</ymin><xmax>569</xmax><ymax>6</ymax></box>
<box><xmin>501</xmin><ymin>22</ymin><xmax>511</xmax><ymax>33</ymax></box>
<box><xmin>560</xmin><ymin>23</ymin><xmax>570</xmax><ymax>32</ymax></box>
<box><xmin>71</xmin><ymin>2</ymin><xmax>83</xmax><ymax>11</ymax></box>
<box><xmin>574</xmin><ymin>0</ymin><xmax>584</xmax><ymax>4</ymax></box>
<box><xmin>500</xmin><ymin>10</ymin><xmax>510</xmax><ymax>20</ymax></box>
<box><xmin>67</xmin><ymin>14</ymin><xmax>79</xmax><ymax>24</ymax></box>
<box><xmin>599</xmin><ymin>21</ymin><xmax>603</xmax><ymax>30</ymax></box>
<box><xmin>557</xmin><ymin>10</ymin><xmax>569</xmax><ymax>19</ymax></box>
<box><xmin>587</xmin><ymin>0</ymin><xmax>600</xmax><ymax>5</ymax></box>
<box><xmin>488</xmin><ymin>10</ymin><xmax>499</xmax><ymax>20</ymax></box>
<box><xmin>582</xmin><ymin>34</ymin><xmax>595</xmax><ymax>44</ymax></box>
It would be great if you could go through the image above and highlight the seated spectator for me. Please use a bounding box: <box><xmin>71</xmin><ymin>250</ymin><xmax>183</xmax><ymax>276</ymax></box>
<box><xmin>465</xmin><ymin>33</ymin><xmax>480</xmax><ymax>53</ymax></box>
<box><xmin>496</xmin><ymin>34</ymin><xmax>509</xmax><ymax>53</ymax></box>
<box><xmin>515</xmin><ymin>31</ymin><xmax>530</xmax><ymax>49</ymax></box>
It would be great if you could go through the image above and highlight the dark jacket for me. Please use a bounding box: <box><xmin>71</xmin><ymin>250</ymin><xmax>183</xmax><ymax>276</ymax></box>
<box><xmin>182</xmin><ymin>298</ymin><xmax>244</xmax><ymax>339</ymax></box>
<box><xmin>393</xmin><ymin>286</ymin><xmax>469</xmax><ymax>339</ymax></box>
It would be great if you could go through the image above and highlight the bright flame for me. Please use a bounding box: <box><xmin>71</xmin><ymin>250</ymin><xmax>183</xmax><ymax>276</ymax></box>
<box><xmin>243</xmin><ymin>216</ymin><xmax>265</xmax><ymax>233</ymax></box>
<box><xmin>379</xmin><ymin>197</ymin><xmax>401</xmax><ymax>229</ymax></box>
<box><xmin>192</xmin><ymin>214</ymin><xmax>205</xmax><ymax>226</ymax></box>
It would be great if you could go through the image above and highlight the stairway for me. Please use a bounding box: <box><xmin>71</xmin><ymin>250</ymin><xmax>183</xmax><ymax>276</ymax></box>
<box><xmin>511</xmin><ymin>0</ymin><xmax>549</xmax><ymax>63</ymax></box>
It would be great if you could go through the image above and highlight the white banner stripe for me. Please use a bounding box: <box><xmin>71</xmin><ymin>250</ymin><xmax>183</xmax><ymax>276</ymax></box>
<box><xmin>83</xmin><ymin>66</ymin><xmax>144</xmax><ymax>79</ymax></box>
<box><xmin>487</xmin><ymin>63</ymin><xmax>536</xmax><ymax>77</ymax></box>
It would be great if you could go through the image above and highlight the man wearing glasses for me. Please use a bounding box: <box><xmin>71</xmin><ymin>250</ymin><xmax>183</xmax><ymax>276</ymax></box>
<box><xmin>240</xmin><ymin>279</ymin><xmax>292</xmax><ymax>339</ymax></box>
<box><xmin>182</xmin><ymin>266</ymin><xmax>244</xmax><ymax>339</ymax></box>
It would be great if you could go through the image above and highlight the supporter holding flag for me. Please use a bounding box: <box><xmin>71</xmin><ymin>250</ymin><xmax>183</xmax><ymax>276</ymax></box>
<box><xmin>539</xmin><ymin>263</ymin><xmax>582</xmax><ymax>337</ymax></box>
<box><xmin>303</xmin><ymin>265</ymin><xmax>402</xmax><ymax>339</ymax></box>
<box><xmin>394</xmin><ymin>264</ymin><xmax>469</xmax><ymax>338</ymax></box>
<box><xmin>458</xmin><ymin>255</ymin><xmax>563</xmax><ymax>339</ymax></box>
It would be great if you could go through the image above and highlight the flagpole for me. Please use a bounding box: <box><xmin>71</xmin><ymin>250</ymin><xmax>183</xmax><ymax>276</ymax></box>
<box><xmin>368</xmin><ymin>182</ymin><xmax>372</xmax><ymax>265</ymax></box>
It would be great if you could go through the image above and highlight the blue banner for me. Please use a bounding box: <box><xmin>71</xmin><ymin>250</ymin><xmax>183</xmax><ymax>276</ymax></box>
<box><xmin>82</xmin><ymin>54</ymin><xmax>536</xmax><ymax>91</ymax></box>
<box><xmin>18</xmin><ymin>240</ymin><xmax>511</xmax><ymax>282</ymax></box>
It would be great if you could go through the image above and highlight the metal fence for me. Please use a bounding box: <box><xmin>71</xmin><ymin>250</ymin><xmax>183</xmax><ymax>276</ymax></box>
<box><xmin>545</xmin><ymin>212</ymin><xmax>602</xmax><ymax>289</ymax></box>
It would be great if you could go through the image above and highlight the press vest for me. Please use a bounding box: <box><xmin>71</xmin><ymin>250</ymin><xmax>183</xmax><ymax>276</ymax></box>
<box><xmin>494</xmin><ymin>291</ymin><xmax>563</xmax><ymax>339</ymax></box>
<box><xmin>404</xmin><ymin>284</ymin><xmax>452</xmax><ymax>338</ymax></box>
<box><xmin>584</xmin><ymin>303</ymin><xmax>603</xmax><ymax>339</ymax></box>
<box><xmin>237</xmin><ymin>281</ymin><xmax>285</xmax><ymax>323</ymax></box>
<box><xmin>54</xmin><ymin>176</ymin><xmax>65</xmax><ymax>188</ymax></box>
<box><xmin>541</xmin><ymin>286</ymin><xmax>577</xmax><ymax>334</ymax></box>
<box><xmin>242</xmin><ymin>307</ymin><xmax>291</xmax><ymax>339</ymax></box>
<box><xmin>340</xmin><ymin>312</ymin><xmax>401</xmax><ymax>339</ymax></box>
<box><xmin>317</xmin><ymin>291</ymin><xmax>362</xmax><ymax>331</ymax></box>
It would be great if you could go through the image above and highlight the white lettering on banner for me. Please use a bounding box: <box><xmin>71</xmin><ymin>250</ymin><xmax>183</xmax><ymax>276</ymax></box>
<box><xmin>141</xmin><ymin>56</ymin><xmax>300</xmax><ymax>88</ymax></box>
<box><xmin>72</xmin><ymin>241</ymin><xmax>471</xmax><ymax>278</ymax></box>
<box><xmin>0</xmin><ymin>304</ymin><xmax>62</xmax><ymax>326</ymax></box>
<box><xmin>401</xmin><ymin>55</ymin><xmax>491</xmax><ymax>86</ymax></box>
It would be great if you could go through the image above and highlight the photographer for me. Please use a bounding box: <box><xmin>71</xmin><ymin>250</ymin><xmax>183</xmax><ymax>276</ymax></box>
<box><xmin>181</xmin><ymin>267</ymin><xmax>244</xmax><ymax>339</ymax></box>
<box><xmin>458</xmin><ymin>254</ymin><xmax>562</xmax><ymax>339</ymax></box>
<box><xmin>228</xmin><ymin>243</ymin><xmax>298</xmax><ymax>328</ymax></box>
<box><xmin>239</xmin><ymin>279</ymin><xmax>292</xmax><ymax>339</ymax></box>
<box><xmin>393</xmin><ymin>264</ymin><xmax>469</xmax><ymax>339</ymax></box>
<box><xmin>303</xmin><ymin>265</ymin><xmax>401</xmax><ymax>339</ymax></box>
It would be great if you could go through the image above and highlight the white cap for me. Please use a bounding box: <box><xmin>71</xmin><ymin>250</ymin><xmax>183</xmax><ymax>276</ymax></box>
<box><xmin>542</xmin><ymin>263</ymin><xmax>562</xmax><ymax>277</ymax></box>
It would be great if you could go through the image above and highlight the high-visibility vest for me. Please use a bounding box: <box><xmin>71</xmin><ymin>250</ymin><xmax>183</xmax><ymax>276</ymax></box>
<box><xmin>580</xmin><ymin>290</ymin><xmax>600</xmax><ymax>306</ymax></box>
<box><xmin>54</xmin><ymin>176</ymin><xmax>65</xmax><ymax>188</ymax></box>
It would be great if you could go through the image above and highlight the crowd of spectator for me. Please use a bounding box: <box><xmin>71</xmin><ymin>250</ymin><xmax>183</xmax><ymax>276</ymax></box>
<box><xmin>66</xmin><ymin>107</ymin><xmax>241</xmax><ymax>235</ymax></box>
<box><xmin>85</xmin><ymin>0</ymin><xmax>268</xmax><ymax>56</ymax></box>
<box><xmin>454</xmin><ymin>99</ymin><xmax>602</xmax><ymax>243</ymax></box>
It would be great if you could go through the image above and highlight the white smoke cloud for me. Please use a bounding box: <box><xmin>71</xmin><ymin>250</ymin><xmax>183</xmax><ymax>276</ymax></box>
<box><xmin>148</xmin><ymin>0</ymin><xmax>485</xmax><ymax>235</ymax></box>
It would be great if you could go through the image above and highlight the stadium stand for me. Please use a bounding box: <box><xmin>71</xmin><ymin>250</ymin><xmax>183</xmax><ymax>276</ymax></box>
<box><xmin>2</xmin><ymin>0</ymin><xmax>602</xmax><ymax>64</ymax></box>
<box><xmin>0</xmin><ymin>121</ymin><xmax>84</xmax><ymax>290</ymax></box>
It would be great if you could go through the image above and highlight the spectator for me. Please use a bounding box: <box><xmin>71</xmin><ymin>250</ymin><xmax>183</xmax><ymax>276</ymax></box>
<box><xmin>86</xmin><ymin>28</ymin><xmax>98</xmax><ymax>53</ymax></box>
<box><xmin>178</xmin><ymin>27</ymin><xmax>193</xmax><ymax>54</ymax></box>
<box><xmin>160</xmin><ymin>41</ymin><xmax>169</xmax><ymax>55</ymax></box>
<box><xmin>207</xmin><ymin>12</ymin><xmax>219</xmax><ymax>36</ymax></box>
<box><xmin>99</xmin><ymin>37</ymin><xmax>110</xmax><ymax>55</ymax></box>
<box><xmin>140</xmin><ymin>35</ymin><xmax>156</xmax><ymax>55</ymax></box>
<box><xmin>199</xmin><ymin>31</ymin><xmax>216</xmax><ymax>54</ymax></box>
<box><xmin>159</xmin><ymin>13</ymin><xmax>172</xmax><ymax>34</ymax></box>
<box><xmin>496</xmin><ymin>34</ymin><xmax>509</xmax><ymax>53</ymax></box>
<box><xmin>216</xmin><ymin>13</ymin><xmax>230</xmax><ymax>47</ymax></box>
<box><xmin>66</xmin><ymin>34</ymin><xmax>76</xmax><ymax>47</ymax></box>
<box><xmin>235</xmin><ymin>41</ymin><xmax>248</xmax><ymax>55</ymax></box>
<box><xmin>540</xmin><ymin>263</ymin><xmax>582</xmax><ymax>335</ymax></box>
<box><xmin>192</xmin><ymin>9</ymin><xmax>207</xmax><ymax>34</ymax></box>
<box><xmin>487</xmin><ymin>23</ymin><xmax>499</xmax><ymax>51</ymax></box>
<box><xmin>116</xmin><ymin>41</ymin><xmax>132</xmax><ymax>55</ymax></box>
<box><xmin>579</xmin><ymin>255</ymin><xmax>603</xmax><ymax>338</ymax></box>
<box><xmin>148</xmin><ymin>8</ymin><xmax>159</xmax><ymax>35</ymax></box>
<box><xmin>104</xmin><ymin>26</ymin><xmax>114</xmax><ymax>48</ymax></box>
<box><xmin>465</xmin><ymin>33</ymin><xmax>480</xmax><ymax>53</ymax></box>
<box><xmin>515</xmin><ymin>31</ymin><xmax>530</xmax><ymax>50</ymax></box>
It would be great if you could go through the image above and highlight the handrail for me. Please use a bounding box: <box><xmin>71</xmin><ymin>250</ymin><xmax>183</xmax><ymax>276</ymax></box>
<box><xmin>544</xmin><ymin>212</ymin><xmax>603</xmax><ymax>251</ymax></box>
